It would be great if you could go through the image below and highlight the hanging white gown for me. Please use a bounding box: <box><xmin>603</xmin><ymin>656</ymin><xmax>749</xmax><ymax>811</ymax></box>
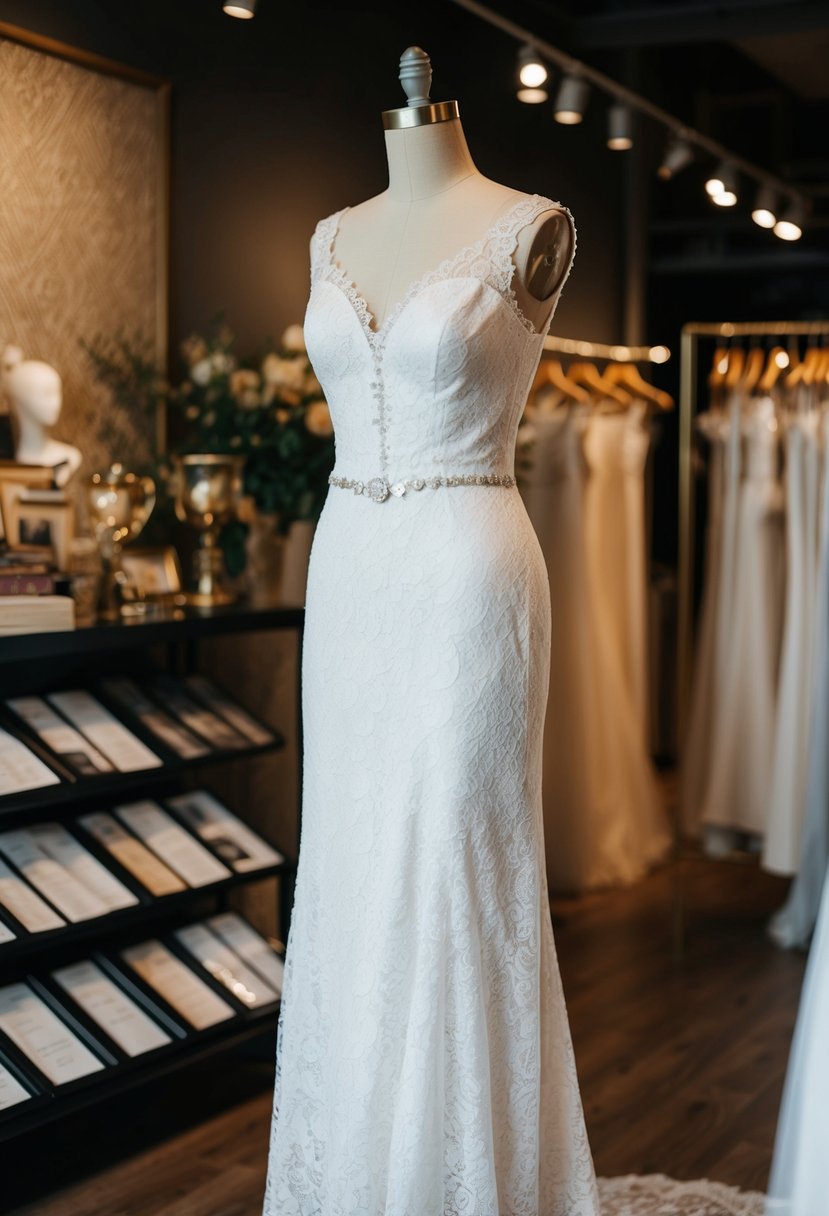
<box><xmin>701</xmin><ymin>396</ymin><xmax>784</xmax><ymax>840</ymax></box>
<box><xmin>766</xmin><ymin>858</ymin><xmax>829</xmax><ymax>1215</ymax></box>
<box><xmin>262</xmin><ymin>193</ymin><xmax>600</xmax><ymax>1215</ymax></box>
<box><xmin>679</xmin><ymin>408</ymin><xmax>728</xmax><ymax>837</ymax></box>
<box><xmin>769</xmin><ymin>408</ymin><xmax>829</xmax><ymax>947</ymax></box>
<box><xmin>764</xmin><ymin>410</ymin><xmax>820</xmax><ymax>874</ymax></box>
<box><xmin>582</xmin><ymin>407</ymin><xmax>671</xmax><ymax>883</ymax></box>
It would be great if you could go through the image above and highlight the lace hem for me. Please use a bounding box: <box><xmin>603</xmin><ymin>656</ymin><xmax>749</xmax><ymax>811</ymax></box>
<box><xmin>310</xmin><ymin>192</ymin><xmax>577</xmax><ymax>352</ymax></box>
<box><xmin>597</xmin><ymin>1174</ymin><xmax>766</xmax><ymax>1216</ymax></box>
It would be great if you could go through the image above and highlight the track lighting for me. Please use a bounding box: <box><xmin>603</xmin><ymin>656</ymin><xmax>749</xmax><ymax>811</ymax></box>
<box><xmin>517</xmin><ymin>44</ymin><xmax>548</xmax><ymax>89</ymax></box>
<box><xmin>223</xmin><ymin>0</ymin><xmax>256</xmax><ymax>16</ymax></box>
<box><xmin>774</xmin><ymin>197</ymin><xmax>805</xmax><ymax>241</ymax></box>
<box><xmin>751</xmin><ymin>184</ymin><xmax>778</xmax><ymax>229</ymax></box>
<box><xmin>657</xmin><ymin>135</ymin><xmax>693</xmax><ymax>180</ymax></box>
<box><xmin>710</xmin><ymin>163</ymin><xmax>738</xmax><ymax>207</ymax></box>
<box><xmin>517</xmin><ymin>87</ymin><xmax>548</xmax><ymax>104</ymax></box>
<box><xmin>553</xmin><ymin>75</ymin><xmax>590</xmax><ymax>125</ymax></box>
<box><xmin>607</xmin><ymin>103</ymin><xmax>633</xmax><ymax>151</ymax></box>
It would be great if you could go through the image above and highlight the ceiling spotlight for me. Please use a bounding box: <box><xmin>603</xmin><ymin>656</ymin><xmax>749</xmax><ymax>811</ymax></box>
<box><xmin>223</xmin><ymin>0</ymin><xmax>256</xmax><ymax>16</ymax></box>
<box><xmin>710</xmin><ymin>162</ymin><xmax>738</xmax><ymax>207</ymax></box>
<box><xmin>752</xmin><ymin>184</ymin><xmax>778</xmax><ymax>229</ymax></box>
<box><xmin>657</xmin><ymin>135</ymin><xmax>693</xmax><ymax>180</ymax></box>
<box><xmin>607</xmin><ymin>103</ymin><xmax>633</xmax><ymax>151</ymax></box>
<box><xmin>517</xmin><ymin>44</ymin><xmax>548</xmax><ymax>89</ymax></box>
<box><xmin>517</xmin><ymin>87</ymin><xmax>549</xmax><ymax>104</ymax></box>
<box><xmin>554</xmin><ymin>75</ymin><xmax>590</xmax><ymax>125</ymax></box>
<box><xmin>774</xmin><ymin>197</ymin><xmax>805</xmax><ymax>241</ymax></box>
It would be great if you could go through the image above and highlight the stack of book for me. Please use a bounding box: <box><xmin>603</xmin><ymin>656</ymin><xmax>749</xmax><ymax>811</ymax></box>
<box><xmin>0</xmin><ymin>552</ymin><xmax>73</xmax><ymax>636</ymax></box>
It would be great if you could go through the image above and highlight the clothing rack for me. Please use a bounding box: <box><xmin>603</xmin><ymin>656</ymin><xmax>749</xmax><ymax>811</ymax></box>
<box><xmin>542</xmin><ymin>336</ymin><xmax>671</xmax><ymax>364</ymax></box>
<box><xmin>674</xmin><ymin>320</ymin><xmax>829</xmax><ymax>960</ymax></box>
<box><xmin>677</xmin><ymin>321</ymin><xmax>829</xmax><ymax>743</ymax></box>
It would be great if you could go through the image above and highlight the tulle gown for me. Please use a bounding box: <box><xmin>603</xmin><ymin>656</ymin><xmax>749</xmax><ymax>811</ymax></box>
<box><xmin>262</xmin><ymin>193</ymin><xmax>600</xmax><ymax>1216</ymax></box>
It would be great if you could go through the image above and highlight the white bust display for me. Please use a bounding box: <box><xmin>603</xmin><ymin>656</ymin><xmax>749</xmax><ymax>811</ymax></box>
<box><xmin>1</xmin><ymin>345</ymin><xmax>81</xmax><ymax>485</ymax></box>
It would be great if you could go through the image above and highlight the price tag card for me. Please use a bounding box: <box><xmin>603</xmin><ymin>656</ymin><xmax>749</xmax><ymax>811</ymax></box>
<box><xmin>120</xmin><ymin>940</ymin><xmax>236</xmax><ymax>1030</ymax></box>
<box><xmin>184</xmin><ymin>676</ymin><xmax>276</xmax><ymax>746</ymax></box>
<box><xmin>174</xmin><ymin>923</ymin><xmax>280</xmax><ymax>1008</ymax></box>
<box><xmin>52</xmin><ymin>961</ymin><xmax>172</xmax><ymax>1058</ymax></box>
<box><xmin>0</xmin><ymin>728</ymin><xmax>61</xmax><ymax>796</ymax></box>
<box><xmin>78</xmin><ymin>812</ymin><xmax>185</xmax><ymax>897</ymax></box>
<box><xmin>207</xmin><ymin>912</ymin><xmax>285</xmax><ymax>995</ymax></box>
<box><xmin>6</xmin><ymin>696</ymin><xmax>113</xmax><ymax>776</ymax></box>
<box><xmin>0</xmin><ymin>859</ymin><xmax>65</xmax><ymax>934</ymax></box>
<box><xmin>113</xmin><ymin>801</ymin><xmax>231</xmax><ymax>888</ymax></box>
<box><xmin>29</xmin><ymin>824</ymin><xmax>138</xmax><ymax>911</ymax></box>
<box><xmin>167</xmin><ymin>790</ymin><xmax>284</xmax><ymax>873</ymax></box>
<box><xmin>47</xmin><ymin>691</ymin><xmax>162</xmax><ymax>773</ymax></box>
<box><xmin>0</xmin><ymin>831</ymin><xmax>108</xmax><ymax>924</ymax></box>
<box><xmin>0</xmin><ymin>983</ymin><xmax>105</xmax><ymax>1085</ymax></box>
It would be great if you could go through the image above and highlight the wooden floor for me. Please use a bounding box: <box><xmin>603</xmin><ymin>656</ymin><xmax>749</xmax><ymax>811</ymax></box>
<box><xmin>4</xmin><ymin>857</ymin><xmax>805</xmax><ymax>1214</ymax></box>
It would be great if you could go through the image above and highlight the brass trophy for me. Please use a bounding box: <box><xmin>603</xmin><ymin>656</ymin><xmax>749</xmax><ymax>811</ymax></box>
<box><xmin>88</xmin><ymin>463</ymin><xmax>156</xmax><ymax>621</ymax></box>
<box><xmin>172</xmin><ymin>454</ymin><xmax>244</xmax><ymax>606</ymax></box>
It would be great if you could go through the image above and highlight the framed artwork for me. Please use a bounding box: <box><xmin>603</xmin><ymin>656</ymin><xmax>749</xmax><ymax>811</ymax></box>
<box><xmin>4</xmin><ymin>494</ymin><xmax>74</xmax><ymax>572</ymax></box>
<box><xmin>0</xmin><ymin>463</ymin><xmax>55</xmax><ymax>541</ymax></box>
<box><xmin>120</xmin><ymin>546</ymin><xmax>183</xmax><ymax>598</ymax></box>
<box><xmin>0</xmin><ymin>22</ymin><xmax>170</xmax><ymax>469</ymax></box>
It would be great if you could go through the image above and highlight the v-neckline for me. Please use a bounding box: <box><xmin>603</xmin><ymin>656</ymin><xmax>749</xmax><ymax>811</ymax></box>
<box><xmin>322</xmin><ymin>193</ymin><xmax>548</xmax><ymax>348</ymax></box>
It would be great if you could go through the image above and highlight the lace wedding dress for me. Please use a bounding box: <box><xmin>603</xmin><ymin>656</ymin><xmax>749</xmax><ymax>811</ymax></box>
<box><xmin>261</xmin><ymin>192</ymin><xmax>602</xmax><ymax>1215</ymax></box>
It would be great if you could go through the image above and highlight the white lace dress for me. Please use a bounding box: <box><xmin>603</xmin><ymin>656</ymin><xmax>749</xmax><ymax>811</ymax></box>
<box><xmin>262</xmin><ymin>193</ymin><xmax>600</xmax><ymax>1215</ymax></box>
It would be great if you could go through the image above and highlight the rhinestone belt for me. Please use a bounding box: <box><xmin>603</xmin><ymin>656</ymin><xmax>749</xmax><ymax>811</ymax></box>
<box><xmin>328</xmin><ymin>472</ymin><xmax>516</xmax><ymax>503</ymax></box>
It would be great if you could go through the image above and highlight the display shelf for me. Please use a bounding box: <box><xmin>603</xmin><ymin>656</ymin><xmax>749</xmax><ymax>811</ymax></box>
<box><xmin>0</xmin><ymin>734</ymin><xmax>286</xmax><ymax>820</ymax></box>
<box><xmin>0</xmin><ymin>1006</ymin><xmax>279</xmax><ymax>1142</ymax></box>
<box><xmin>0</xmin><ymin>856</ymin><xmax>294</xmax><ymax>964</ymax></box>
<box><xmin>0</xmin><ymin>600</ymin><xmax>304</xmax><ymax>1145</ymax></box>
<box><xmin>0</xmin><ymin>600</ymin><xmax>304</xmax><ymax>664</ymax></box>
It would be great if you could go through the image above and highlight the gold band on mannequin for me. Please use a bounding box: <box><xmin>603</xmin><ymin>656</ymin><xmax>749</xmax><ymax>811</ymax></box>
<box><xmin>382</xmin><ymin>100</ymin><xmax>460</xmax><ymax>130</ymax></box>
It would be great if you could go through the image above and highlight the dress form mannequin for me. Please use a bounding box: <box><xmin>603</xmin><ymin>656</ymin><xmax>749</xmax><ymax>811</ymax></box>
<box><xmin>331</xmin><ymin>46</ymin><xmax>575</xmax><ymax>335</ymax></box>
<box><xmin>1</xmin><ymin>345</ymin><xmax>81</xmax><ymax>486</ymax></box>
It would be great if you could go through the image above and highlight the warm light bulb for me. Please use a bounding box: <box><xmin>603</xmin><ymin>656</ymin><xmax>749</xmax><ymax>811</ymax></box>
<box><xmin>517</xmin><ymin>44</ymin><xmax>548</xmax><ymax>89</ymax></box>
<box><xmin>775</xmin><ymin>350</ymin><xmax>790</xmax><ymax>368</ymax></box>
<box><xmin>712</xmin><ymin>189</ymin><xmax>737</xmax><ymax>207</ymax></box>
<box><xmin>517</xmin><ymin>87</ymin><xmax>548</xmax><ymax>104</ymax></box>
<box><xmin>773</xmin><ymin>198</ymin><xmax>805</xmax><ymax>241</ymax></box>
<box><xmin>223</xmin><ymin>0</ymin><xmax>256</xmax><ymax>16</ymax></box>
<box><xmin>649</xmin><ymin>345</ymin><xmax>671</xmax><ymax>364</ymax></box>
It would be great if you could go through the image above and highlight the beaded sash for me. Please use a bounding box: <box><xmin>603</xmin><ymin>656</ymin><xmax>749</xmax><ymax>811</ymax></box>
<box><xmin>328</xmin><ymin>471</ymin><xmax>515</xmax><ymax>503</ymax></box>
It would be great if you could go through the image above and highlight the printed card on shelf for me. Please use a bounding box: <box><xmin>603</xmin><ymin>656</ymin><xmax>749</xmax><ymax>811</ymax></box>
<box><xmin>98</xmin><ymin>678</ymin><xmax>211</xmax><ymax>761</ymax></box>
<box><xmin>46</xmin><ymin>691</ymin><xmax>162</xmax><ymax>773</ymax></box>
<box><xmin>52</xmin><ymin>960</ymin><xmax>172</xmax><ymax>1058</ymax></box>
<box><xmin>120</xmin><ymin>940</ymin><xmax>236</xmax><ymax>1030</ymax></box>
<box><xmin>207</xmin><ymin>912</ymin><xmax>285</xmax><ymax>995</ymax></box>
<box><xmin>5</xmin><ymin>696</ymin><xmax>114</xmax><ymax>777</ymax></box>
<box><xmin>78</xmin><ymin>812</ymin><xmax>186</xmax><ymax>897</ymax></box>
<box><xmin>0</xmin><ymin>830</ymin><xmax>109</xmax><ymax>923</ymax></box>
<box><xmin>0</xmin><ymin>1061</ymin><xmax>31</xmax><ymax>1110</ymax></box>
<box><xmin>0</xmin><ymin>859</ymin><xmax>66</xmax><ymax>934</ymax></box>
<box><xmin>167</xmin><ymin>790</ymin><xmax>284</xmax><ymax>873</ymax></box>
<box><xmin>0</xmin><ymin>918</ymin><xmax>16</xmax><ymax>945</ymax></box>
<box><xmin>28</xmin><ymin>823</ymin><xmax>139</xmax><ymax>912</ymax></box>
<box><xmin>113</xmin><ymin>801</ymin><xmax>232</xmax><ymax>888</ymax></box>
<box><xmin>174</xmin><ymin>922</ymin><xmax>280</xmax><ymax>1008</ymax></box>
<box><xmin>0</xmin><ymin>727</ymin><xmax>61</xmax><ymax>796</ymax></box>
<box><xmin>0</xmin><ymin>982</ymin><xmax>106</xmax><ymax>1085</ymax></box>
<box><xmin>184</xmin><ymin>675</ymin><xmax>276</xmax><ymax>746</ymax></box>
<box><xmin>151</xmin><ymin>676</ymin><xmax>249</xmax><ymax>751</ymax></box>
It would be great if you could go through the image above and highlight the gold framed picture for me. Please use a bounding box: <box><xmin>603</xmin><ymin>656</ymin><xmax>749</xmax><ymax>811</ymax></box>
<box><xmin>0</xmin><ymin>463</ymin><xmax>56</xmax><ymax>540</ymax></box>
<box><xmin>121</xmin><ymin>546</ymin><xmax>183</xmax><ymax>599</ymax></box>
<box><xmin>6</xmin><ymin>494</ymin><xmax>75</xmax><ymax>571</ymax></box>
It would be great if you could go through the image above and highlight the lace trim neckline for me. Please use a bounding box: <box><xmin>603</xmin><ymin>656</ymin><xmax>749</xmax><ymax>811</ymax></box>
<box><xmin>317</xmin><ymin>192</ymin><xmax>574</xmax><ymax>350</ymax></box>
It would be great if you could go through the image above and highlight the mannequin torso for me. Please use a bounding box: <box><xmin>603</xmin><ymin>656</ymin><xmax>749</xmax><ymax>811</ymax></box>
<box><xmin>1</xmin><ymin>349</ymin><xmax>81</xmax><ymax>486</ymax></box>
<box><xmin>331</xmin><ymin>116</ymin><xmax>574</xmax><ymax>335</ymax></box>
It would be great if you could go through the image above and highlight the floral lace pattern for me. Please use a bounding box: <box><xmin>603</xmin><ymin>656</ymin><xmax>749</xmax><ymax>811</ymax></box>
<box><xmin>263</xmin><ymin>194</ymin><xmax>589</xmax><ymax>1215</ymax></box>
<box><xmin>597</xmin><ymin>1174</ymin><xmax>766</xmax><ymax>1216</ymax></box>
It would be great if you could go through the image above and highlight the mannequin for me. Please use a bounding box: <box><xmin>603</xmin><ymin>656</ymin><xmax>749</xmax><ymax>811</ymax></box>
<box><xmin>1</xmin><ymin>345</ymin><xmax>81</xmax><ymax>485</ymax></box>
<box><xmin>330</xmin><ymin>46</ymin><xmax>574</xmax><ymax>334</ymax></box>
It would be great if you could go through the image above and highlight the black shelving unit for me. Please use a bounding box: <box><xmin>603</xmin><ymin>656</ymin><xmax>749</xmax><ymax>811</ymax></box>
<box><xmin>0</xmin><ymin>600</ymin><xmax>304</xmax><ymax>1144</ymax></box>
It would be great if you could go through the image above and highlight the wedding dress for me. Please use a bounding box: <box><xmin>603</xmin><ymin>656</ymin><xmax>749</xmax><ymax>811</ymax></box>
<box><xmin>262</xmin><ymin>193</ymin><xmax>600</xmax><ymax>1215</ymax></box>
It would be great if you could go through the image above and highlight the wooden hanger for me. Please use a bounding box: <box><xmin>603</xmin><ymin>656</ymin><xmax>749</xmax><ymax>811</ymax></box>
<box><xmin>604</xmin><ymin>362</ymin><xmax>673</xmax><ymax>411</ymax></box>
<box><xmin>532</xmin><ymin>358</ymin><xmax>590</xmax><ymax>404</ymax></box>
<box><xmin>567</xmin><ymin>361</ymin><xmax>632</xmax><ymax>407</ymax></box>
<box><xmin>724</xmin><ymin>347</ymin><xmax>746</xmax><ymax>390</ymax></box>
<box><xmin>708</xmin><ymin>345</ymin><xmax>730</xmax><ymax>392</ymax></box>
<box><xmin>758</xmin><ymin>346</ymin><xmax>787</xmax><ymax>393</ymax></box>
<box><xmin>740</xmin><ymin>346</ymin><xmax>765</xmax><ymax>394</ymax></box>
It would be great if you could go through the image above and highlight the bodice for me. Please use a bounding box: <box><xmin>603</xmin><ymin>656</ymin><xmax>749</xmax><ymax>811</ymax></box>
<box><xmin>303</xmin><ymin>193</ymin><xmax>576</xmax><ymax>498</ymax></box>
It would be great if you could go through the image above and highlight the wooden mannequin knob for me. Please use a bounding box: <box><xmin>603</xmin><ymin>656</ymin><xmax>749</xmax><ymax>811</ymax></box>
<box><xmin>399</xmin><ymin>46</ymin><xmax>432</xmax><ymax>107</ymax></box>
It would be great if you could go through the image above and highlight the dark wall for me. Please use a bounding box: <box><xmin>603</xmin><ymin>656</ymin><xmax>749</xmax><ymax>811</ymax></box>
<box><xmin>0</xmin><ymin>0</ymin><xmax>626</xmax><ymax>368</ymax></box>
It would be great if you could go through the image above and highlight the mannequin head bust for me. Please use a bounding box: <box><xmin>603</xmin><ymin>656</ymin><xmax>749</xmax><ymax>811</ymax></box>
<box><xmin>1</xmin><ymin>344</ymin><xmax>81</xmax><ymax>485</ymax></box>
<box><xmin>2</xmin><ymin>346</ymin><xmax>63</xmax><ymax>428</ymax></box>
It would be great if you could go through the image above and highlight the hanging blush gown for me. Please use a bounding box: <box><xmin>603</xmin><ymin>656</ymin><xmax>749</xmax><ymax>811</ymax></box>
<box><xmin>262</xmin><ymin>193</ymin><xmax>600</xmax><ymax>1216</ymax></box>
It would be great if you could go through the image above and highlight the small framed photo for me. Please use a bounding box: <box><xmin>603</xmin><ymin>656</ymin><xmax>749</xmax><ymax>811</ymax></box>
<box><xmin>6</xmin><ymin>493</ymin><xmax>74</xmax><ymax>572</ymax></box>
<box><xmin>0</xmin><ymin>463</ymin><xmax>55</xmax><ymax>541</ymax></box>
<box><xmin>121</xmin><ymin>546</ymin><xmax>182</xmax><ymax>599</ymax></box>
